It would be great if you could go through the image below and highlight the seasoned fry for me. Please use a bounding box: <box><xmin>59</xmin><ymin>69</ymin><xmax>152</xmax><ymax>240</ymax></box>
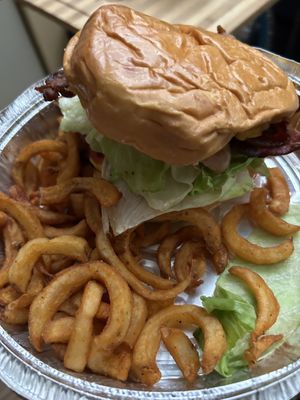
<box><xmin>0</xmin><ymin>286</ymin><xmax>20</xmax><ymax>305</ymax></box>
<box><xmin>64</xmin><ymin>281</ymin><xmax>104</xmax><ymax>372</ymax></box>
<box><xmin>267</xmin><ymin>167</ymin><xmax>290</xmax><ymax>215</ymax></box>
<box><xmin>59</xmin><ymin>294</ymin><xmax>80</xmax><ymax>316</ymax></box>
<box><xmin>8</xmin><ymin>185</ymin><xmax>28</xmax><ymax>203</ymax></box>
<box><xmin>146</xmin><ymin>298</ymin><xmax>175</xmax><ymax>318</ymax></box>
<box><xmin>9</xmin><ymin>294</ymin><xmax>34</xmax><ymax>310</ymax></box>
<box><xmin>43</xmin><ymin>316</ymin><xmax>74</xmax><ymax>344</ymax></box>
<box><xmin>70</xmin><ymin>193</ymin><xmax>85</xmax><ymax>218</ymax></box>
<box><xmin>96</xmin><ymin>302</ymin><xmax>110</xmax><ymax>320</ymax></box>
<box><xmin>96</xmin><ymin>225</ymin><xmax>192</xmax><ymax>300</ymax></box>
<box><xmin>157</xmin><ymin>209</ymin><xmax>228</xmax><ymax>273</ymax></box>
<box><xmin>0</xmin><ymin>211</ymin><xmax>8</xmax><ymax>227</ymax></box>
<box><xmin>12</xmin><ymin>139</ymin><xmax>66</xmax><ymax>188</ymax></box>
<box><xmin>222</xmin><ymin>204</ymin><xmax>294</xmax><ymax>264</ymax></box>
<box><xmin>57</xmin><ymin>132</ymin><xmax>80</xmax><ymax>183</ymax></box>
<box><xmin>9</xmin><ymin>268</ymin><xmax>45</xmax><ymax>310</ymax></box>
<box><xmin>174</xmin><ymin>241</ymin><xmax>205</xmax><ymax>288</ymax></box>
<box><xmin>161</xmin><ymin>327</ymin><xmax>200</xmax><ymax>383</ymax></box>
<box><xmin>38</xmin><ymin>156</ymin><xmax>60</xmax><ymax>187</ymax></box>
<box><xmin>0</xmin><ymin>264</ymin><xmax>13</xmax><ymax>290</ymax></box>
<box><xmin>88</xmin><ymin>343</ymin><xmax>131</xmax><ymax>381</ymax></box>
<box><xmin>29</xmin><ymin>262</ymin><xmax>132</xmax><ymax>352</ymax></box>
<box><xmin>134</xmin><ymin>222</ymin><xmax>171</xmax><ymax>248</ymax></box>
<box><xmin>229</xmin><ymin>267</ymin><xmax>280</xmax><ymax>341</ymax></box>
<box><xmin>39</xmin><ymin>151</ymin><xmax>63</xmax><ymax>162</ymax></box>
<box><xmin>85</xmin><ymin>196</ymin><xmax>192</xmax><ymax>300</ymax></box>
<box><xmin>9</xmin><ymin>236</ymin><xmax>90</xmax><ymax>292</ymax></box>
<box><xmin>250</xmin><ymin>188</ymin><xmax>299</xmax><ymax>236</ymax></box>
<box><xmin>158</xmin><ymin>226</ymin><xmax>203</xmax><ymax>278</ymax></box>
<box><xmin>1</xmin><ymin>305</ymin><xmax>29</xmax><ymax>325</ymax></box>
<box><xmin>37</xmin><ymin>177</ymin><xmax>121</xmax><ymax>208</ymax></box>
<box><xmin>244</xmin><ymin>334</ymin><xmax>283</xmax><ymax>365</ymax></box>
<box><xmin>24</xmin><ymin>161</ymin><xmax>39</xmax><ymax>195</ymax></box>
<box><xmin>27</xmin><ymin>267</ymin><xmax>44</xmax><ymax>295</ymax></box>
<box><xmin>0</xmin><ymin>192</ymin><xmax>44</xmax><ymax>239</ymax></box>
<box><xmin>59</xmin><ymin>291</ymin><xmax>110</xmax><ymax>320</ymax></box>
<box><xmin>90</xmin><ymin>248</ymin><xmax>100</xmax><ymax>261</ymax></box>
<box><xmin>123</xmin><ymin>293</ymin><xmax>148</xmax><ymax>349</ymax></box>
<box><xmin>44</xmin><ymin>220</ymin><xmax>89</xmax><ymax>238</ymax></box>
<box><xmin>49</xmin><ymin>256</ymin><xmax>74</xmax><ymax>273</ymax></box>
<box><xmin>0</xmin><ymin>215</ymin><xmax>25</xmax><ymax>289</ymax></box>
<box><xmin>119</xmin><ymin>229</ymin><xmax>176</xmax><ymax>289</ymax></box>
<box><xmin>52</xmin><ymin>344</ymin><xmax>67</xmax><ymax>361</ymax></box>
<box><xmin>132</xmin><ymin>305</ymin><xmax>226</xmax><ymax>385</ymax></box>
<box><xmin>33</xmin><ymin>207</ymin><xmax>76</xmax><ymax>225</ymax></box>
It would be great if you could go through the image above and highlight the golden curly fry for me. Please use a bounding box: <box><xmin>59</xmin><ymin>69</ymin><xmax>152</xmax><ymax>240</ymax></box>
<box><xmin>44</xmin><ymin>219</ymin><xmax>89</xmax><ymax>238</ymax></box>
<box><xmin>9</xmin><ymin>235</ymin><xmax>90</xmax><ymax>292</ymax></box>
<box><xmin>250</xmin><ymin>188</ymin><xmax>299</xmax><ymax>236</ymax></box>
<box><xmin>0</xmin><ymin>214</ymin><xmax>26</xmax><ymax>289</ymax></box>
<box><xmin>161</xmin><ymin>327</ymin><xmax>200</xmax><ymax>383</ymax></box>
<box><xmin>0</xmin><ymin>286</ymin><xmax>19</xmax><ymax>306</ymax></box>
<box><xmin>70</xmin><ymin>193</ymin><xmax>85</xmax><ymax>219</ymax></box>
<box><xmin>0</xmin><ymin>305</ymin><xmax>29</xmax><ymax>325</ymax></box>
<box><xmin>84</xmin><ymin>196</ymin><xmax>192</xmax><ymax>301</ymax></box>
<box><xmin>43</xmin><ymin>316</ymin><xmax>74</xmax><ymax>344</ymax></box>
<box><xmin>24</xmin><ymin>161</ymin><xmax>40</xmax><ymax>195</ymax></box>
<box><xmin>244</xmin><ymin>334</ymin><xmax>283</xmax><ymax>365</ymax></box>
<box><xmin>157</xmin><ymin>209</ymin><xmax>228</xmax><ymax>273</ymax></box>
<box><xmin>64</xmin><ymin>281</ymin><xmax>104</xmax><ymax>372</ymax></box>
<box><xmin>222</xmin><ymin>204</ymin><xmax>294</xmax><ymax>264</ymax></box>
<box><xmin>88</xmin><ymin>343</ymin><xmax>132</xmax><ymax>382</ymax></box>
<box><xmin>29</xmin><ymin>262</ymin><xmax>132</xmax><ymax>352</ymax></box>
<box><xmin>118</xmin><ymin>229</ymin><xmax>176</xmax><ymax>289</ymax></box>
<box><xmin>33</xmin><ymin>207</ymin><xmax>76</xmax><ymax>225</ymax></box>
<box><xmin>57</xmin><ymin>132</ymin><xmax>80</xmax><ymax>183</ymax></box>
<box><xmin>0</xmin><ymin>192</ymin><xmax>44</xmax><ymax>240</ymax></box>
<box><xmin>123</xmin><ymin>293</ymin><xmax>147</xmax><ymax>349</ymax></box>
<box><xmin>134</xmin><ymin>222</ymin><xmax>171</xmax><ymax>248</ymax></box>
<box><xmin>132</xmin><ymin>305</ymin><xmax>226</xmax><ymax>385</ymax></box>
<box><xmin>267</xmin><ymin>167</ymin><xmax>290</xmax><ymax>216</ymax></box>
<box><xmin>37</xmin><ymin>177</ymin><xmax>121</xmax><ymax>208</ymax></box>
<box><xmin>146</xmin><ymin>298</ymin><xmax>175</xmax><ymax>318</ymax></box>
<box><xmin>12</xmin><ymin>139</ymin><xmax>66</xmax><ymax>188</ymax></box>
<box><xmin>174</xmin><ymin>240</ymin><xmax>205</xmax><ymax>289</ymax></box>
<box><xmin>157</xmin><ymin>226</ymin><xmax>203</xmax><ymax>279</ymax></box>
<box><xmin>229</xmin><ymin>267</ymin><xmax>280</xmax><ymax>341</ymax></box>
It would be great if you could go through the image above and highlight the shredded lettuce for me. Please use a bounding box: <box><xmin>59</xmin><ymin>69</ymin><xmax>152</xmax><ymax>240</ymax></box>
<box><xmin>191</xmin><ymin>156</ymin><xmax>267</xmax><ymax>195</ymax></box>
<box><xmin>103</xmin><ymin>166</ymin><xmax>257</xmax><ymax>234</ymax></box>
<box><xmin>59</xmin><ymin>96</ymin><xmax>266</xmax><ymax>217</ymax></box>
<box><xmin>195</xmin><ymin>205</ymin><xmax>300</xmax><ymax>377</ymax></box>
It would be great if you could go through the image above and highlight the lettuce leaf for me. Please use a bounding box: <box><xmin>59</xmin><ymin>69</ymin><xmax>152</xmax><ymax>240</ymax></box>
<box><xmin>59</xmin><ymin>96</ymin><xmax>96</xmax><ymax>136</ymax></box>
<box><xmin>191</xmin><ymin>156</ymin><xmax>267</xmax><ymax>195</ymax></box>
<box><xmin>104</xmin><ymin>170</ymin><xmax>254</xmax><ymax>234</ymax></box>
<box><xmin>195</xmin><ymin>205</ymin><xmax>300</xmax><ymax>377</ymax></box>
<box><xmin>59</xmin><ymin>96</ymin><xmax>265</xmax><ymax>215</ymax></box>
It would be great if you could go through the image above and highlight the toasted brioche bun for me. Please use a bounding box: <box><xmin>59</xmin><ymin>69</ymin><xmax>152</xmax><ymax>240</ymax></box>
<box><xmin>64</xmin><ymin>5</ymin><xmax>299</xmax><ymax>166</ymax></box>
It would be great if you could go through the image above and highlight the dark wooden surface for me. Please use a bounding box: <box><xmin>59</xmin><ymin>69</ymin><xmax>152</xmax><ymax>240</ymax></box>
<box><xmin>0</xmin><ymin>382</ymin><xmax>22</xmax><ymax>399</ymax></box>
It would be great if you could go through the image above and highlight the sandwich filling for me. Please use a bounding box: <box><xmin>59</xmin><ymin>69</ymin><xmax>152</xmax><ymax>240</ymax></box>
<box><xmin>59</xmin><ymin>95</ymin><xmax>268</xmax><ymax>234</ymax></box>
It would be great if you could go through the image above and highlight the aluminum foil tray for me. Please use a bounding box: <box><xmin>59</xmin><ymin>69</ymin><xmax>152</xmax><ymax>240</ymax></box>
<box><xmin>0</xmin><ymin>49</ymin><xmax>300</xmax><ymax>400</ymax></box>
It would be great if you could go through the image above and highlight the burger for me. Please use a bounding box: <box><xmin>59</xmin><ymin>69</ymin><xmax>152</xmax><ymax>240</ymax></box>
<box><xmin>37</xmin><ymin>5</ymin><xmax>299</xmax><ymax>235</ymax></box>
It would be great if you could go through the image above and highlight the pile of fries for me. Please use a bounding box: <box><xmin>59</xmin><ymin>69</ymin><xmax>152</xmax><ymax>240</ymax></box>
<box><xmin>0</xmin><ymin>129</ymin><xmax>297</xmax><ymax>385</ymax></box>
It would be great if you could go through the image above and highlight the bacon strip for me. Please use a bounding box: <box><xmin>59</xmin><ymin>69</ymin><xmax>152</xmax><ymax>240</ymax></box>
<box><xmin>35</xmin><ymin>70</ymin><xmax>74</xmax><ymax>101</ymax></box>
<box><xmin>233</xmin><ymin>123</ymin><xmax>300</xmax><ymax>157</ymax></box>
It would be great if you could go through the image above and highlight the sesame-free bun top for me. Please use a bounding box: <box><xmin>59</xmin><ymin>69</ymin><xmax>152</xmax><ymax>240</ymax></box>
<box><xmin>63</xmin><ymin>5</ymin><xmax>299</xmax><ymax>165</ymax></box>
